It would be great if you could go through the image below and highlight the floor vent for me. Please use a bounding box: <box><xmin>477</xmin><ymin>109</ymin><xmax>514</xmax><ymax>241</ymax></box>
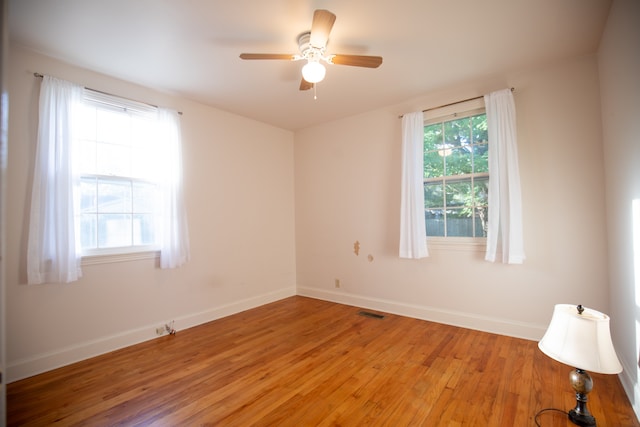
<box><xmin>358</xmin><ymin>311</ymin><xmax>385</xmax><ymax>319</ymax></box>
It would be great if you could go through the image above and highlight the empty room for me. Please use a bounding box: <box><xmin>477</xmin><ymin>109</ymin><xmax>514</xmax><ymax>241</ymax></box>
<box><xmin>2</xmin><ymin>0</ymin><xmax>640</xmax><ymax>425</ymax></box>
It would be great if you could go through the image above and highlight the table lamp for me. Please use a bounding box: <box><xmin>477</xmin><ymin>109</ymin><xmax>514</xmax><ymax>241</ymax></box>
<box><xmin>538</xmin><ymin>304</ymin><xmax>623</xmax><ymax>426</ymax></box>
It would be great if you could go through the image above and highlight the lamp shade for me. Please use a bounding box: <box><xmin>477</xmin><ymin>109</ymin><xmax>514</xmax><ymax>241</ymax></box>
<box><xmin>302</xmin><ymin>61</ymin><xmax>326</xmax><ymax>83</ymax></box>
<box><xmin>538</xmin><ymin>304</ymin><xmax>622</xmax><ymax>374</ymax></box>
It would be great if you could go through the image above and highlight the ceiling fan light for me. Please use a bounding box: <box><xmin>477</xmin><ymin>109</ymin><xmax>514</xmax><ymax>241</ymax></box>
<box><xmin>302</xmin><ymin>61</ymin><xmax>326</xmax><ymax>83</ymax></box>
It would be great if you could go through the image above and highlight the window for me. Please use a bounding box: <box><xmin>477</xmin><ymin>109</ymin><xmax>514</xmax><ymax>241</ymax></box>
<box><xmin>76</xmin><ymin>91</ymin><xmax>165</xmax><ymax>255</ymax></box>
<box><xmin>423</xmin><ymin>109</ymin><xmax>488</xmax><ymax>238</ymax></box>
<box><xmin>399</xmin><ymin>88</ymin><xmax>522</xmax><ymax>261</ymax></box>
<box><xmin>28</xmin><ymin>76</ymin><xmax>189</xmax><ymax>284</ymax></box>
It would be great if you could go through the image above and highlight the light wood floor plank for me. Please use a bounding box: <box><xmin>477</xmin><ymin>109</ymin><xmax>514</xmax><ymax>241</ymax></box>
<box><xmin>7</xmin><ymin>296</ymin><xmax>638</xmax><ymax>426</ymax></box>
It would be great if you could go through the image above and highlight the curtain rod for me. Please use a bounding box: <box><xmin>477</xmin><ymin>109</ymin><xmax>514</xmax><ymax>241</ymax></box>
<box><xmin>34</xmin><ymin>72</ymin><xmax>183</xmax><ymax>115</ymax></box>
<box><xmin>398</xmin><ymin>87</ymin><xmax>515</xmax><ymax>119</ymax></box>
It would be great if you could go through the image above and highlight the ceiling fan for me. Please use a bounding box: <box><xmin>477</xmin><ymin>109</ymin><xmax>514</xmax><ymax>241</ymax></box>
<box><xmin>239</xmin><ymin>9</ymin><xmax>383</xmax><ymax>91</ymax></box>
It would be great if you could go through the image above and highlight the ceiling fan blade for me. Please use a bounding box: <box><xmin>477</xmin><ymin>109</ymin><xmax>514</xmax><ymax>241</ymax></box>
<box><xmin>239</xmin><ymin>53</ymin><xmax>296</xmax><ymax>60</ymax></box>
<box><xmin>299</xmin><ymin>78</ymin><xmax>313</xmax><ymax>91</ymax></box>
<box><xmin>329</xmin><ymin>54</ymin><xmax>383</xmax><ymax>68</ymax></box>
<box><xmin>309</xmin><ymin>9</ymin><xmax>336</xmax><ymax>48</ymax></box>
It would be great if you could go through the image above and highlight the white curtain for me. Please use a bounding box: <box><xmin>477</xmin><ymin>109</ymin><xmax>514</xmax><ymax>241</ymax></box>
<box><xmin>157</xmin><ymin>108</ymin><xmax>190</xmax><ymax>269</ymax></box>
<box><xmin>484</xmin><ymin>88</ymin><xmax>525</xmax><ymax>264</ymax></box>
<box><xmin>399</xmin><ymin>111</ymin><xmax>428</xmax><ymax>259</ymax></box>
<box><xmin>27</xmin><ymin>76</ymin><xmax>84</xmax><ymax>284</ymax></box>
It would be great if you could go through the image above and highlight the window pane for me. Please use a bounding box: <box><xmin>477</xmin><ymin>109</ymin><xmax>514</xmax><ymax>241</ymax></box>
<box><xmin>424</xmin><ymin>182</ymin><xmax>444</xmax><ymax>208</ymax></box>
<box><xmin>444</xmin><ymin>117</ymin><xmax>471</xmax><ymax>148</ymax></box>
<box><xmin>98</xmin><ymin>214</ymin><xmax>132</xmax><ymax>248</ymax></box>
<box><xmin>472</xmin><ymin>114</ymin><xmax>488</xmax><ymax>143</ymax></box>
<box><xmin>423</xmin><ymin>123</ymin><xmax>442</xmax><ymax>151</ymax></box>
<box><xmin>445</xmin><ymin>180</ymin><xmax>471</xmax><ymax>207</ymax></box>
<box><xmin>80</xmin><ymin>214</ymin><xmax>97</xmax><ymax>249</ymax></box>
<box><xmin>96</xmin><ymin>142</ymin><xmax>131</xmax><ymax>176</ymax></box>
<box><xmin>446</xmin><ymin>208</ymin><xmax>473</xmax><ymax>237</ymax></box>
<box><xmin>98</xmin><ymin>179</ymin><xmax>132</xmax><ymax>213</ymax></box>
<box><xmin>133</xmin><ymin>182</ymin><xmax>158</xmax><ymax>213</ymax></box>
<box><xmin>131</xmin><ymin>143</ymin><xmax>156</xmax><ymax>180</ymax></box>
<box><xmin>425</xmin><ymin>209</ymin><xmax>445</xmax><ymax>237</ymax></box>
<box><xmin>446</xmin><ymin>147</ymin><xmax>472</xmax><ymax>176</ymax></box>
<box><xmin>133</xmin><ymin>214</ymin><xmax>155</xmax><ymax>245</ymax></box>
<box><xmin>131</xmin><ymin>116</ymin><xmax>156</xmax><ymax>145</ymax></box>
<box><xmin>424</xmin><ymin>150</ymin><xmax>444</xmax><ymax>178</ymax></box>
<box><xmin>473</xmin><ymin>178</ymin><xmax>489</xmax><ymax>237</ymax></box>
<box><xmin>77</xmin><ymin>140</ymin><xmax>97</xmax><ymax>175</ymax></box>
<box><xmin>473</xmin><ymin>143</ymin><xmax>489</xmax><ymax>173</ymax></box>
<box><xmin>474</xmin><ymin>177</ymin><xmax>489</xmax><ymax>206</ymax></box>
<box><xmin>97</xmin><ymin>109</ymin><xmax>129</xmax><ymax>145</ymax></box>
<box><xmin>80</xmin><ymin>177</ymin><xmax>97</xmax><ymax>213</ymax></box>
<box><xmin>76</xmin><ymin>105</ymin><xmax>97</xmax><ymax>141</ymax></box>
<box><xmin>474</xmin><ymin>207</ymin><xmax>488</xmax><ymax>237</ymax></box>
<box><xmin>131</xmin><ymin>117</ymin><xmax>158</xmax><ymax>179</ymax></box>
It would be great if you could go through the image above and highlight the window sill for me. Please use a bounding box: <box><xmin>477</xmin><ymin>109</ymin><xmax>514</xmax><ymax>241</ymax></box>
<box><xmin>81</xmin><ymin>250</ymin><xmax>159</xmax><ymax>266</ymax></box>
<box><xmin>427</xmin><ymin>237</ymin><xmax>486</xmax><ymax>252</ymax></box>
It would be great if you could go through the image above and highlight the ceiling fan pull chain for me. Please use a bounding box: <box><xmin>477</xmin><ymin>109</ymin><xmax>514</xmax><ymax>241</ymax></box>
<box><xmin>314</xmin><ymin>83</ymin><xmax>318</xmax><ymax>100</ymax></box>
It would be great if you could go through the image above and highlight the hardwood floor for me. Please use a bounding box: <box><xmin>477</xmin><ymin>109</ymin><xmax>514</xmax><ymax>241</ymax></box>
<box><xmin>7</xmin><ymin>296</ymin><xmax>638</xmax><ymax>426</ymax></box>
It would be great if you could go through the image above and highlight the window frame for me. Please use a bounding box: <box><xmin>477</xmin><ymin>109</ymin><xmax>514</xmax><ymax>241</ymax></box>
<box><xmin>422</xmin><ymin>100</ymin><xmax>488</xmax><ymax>250</ymax></box>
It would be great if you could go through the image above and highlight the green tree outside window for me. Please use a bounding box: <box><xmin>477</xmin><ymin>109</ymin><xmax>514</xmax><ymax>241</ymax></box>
<box><xmin>423</xmin><ymin>113</ymin><xmax>488</xmax><ymax>237</ymax></box>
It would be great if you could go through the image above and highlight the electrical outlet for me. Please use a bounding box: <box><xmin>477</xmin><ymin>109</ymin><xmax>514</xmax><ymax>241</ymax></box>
<box><xmin>165</xmin><ymin>321</ymin><xmax>176</xmax><ymax>335</ymax></box>
<box><xmin>335</xmin><ymin>279</ymin><xmax>341</xmax><ymax>288</ymax></box>
<box><xmin>155</xmin><ymin>327</ymin><xmax>164</xmax><ymax>336</ymax></box>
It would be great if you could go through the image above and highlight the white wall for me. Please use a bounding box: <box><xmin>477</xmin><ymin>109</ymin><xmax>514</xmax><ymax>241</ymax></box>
<box><xmin>6</xmin><ymin>45</ymin><xmax>297</xmax><ymax>381</ymax></box>
<box><xmin>295</xmin><ymin>53</ymin><xmax>610</xmax><ymax>340</ymax></box>
<box><xmin>598</xmin><ymin>0</ymin><xmax>640</xmax><ymax>418</ymax></box>
<box><xmin>1</xmin><ymin>0</ymin><xmax>8</xmax><ymax>422</ymax></box>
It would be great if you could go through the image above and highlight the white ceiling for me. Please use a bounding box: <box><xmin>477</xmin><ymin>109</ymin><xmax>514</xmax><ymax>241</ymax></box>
<box><xmin>9</xmin><ymin>0</ymin><xmax>612</xmax><ymax>130</ymax></box>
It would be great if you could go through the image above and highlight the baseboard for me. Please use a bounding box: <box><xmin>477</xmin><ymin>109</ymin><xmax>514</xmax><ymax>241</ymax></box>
<box><xmin>618</xmin><ymin>360</ymin><xmax>640</xmax><ymax>423</ymax></box>
<box><xmin>6</xmin><ymin>285</ymin><xmax>547</xmax><ymax>382</ymax></box>
<box><xmin>296</xmin><ymin>286</ymin><xmax>546</xmax><ymax>341</ymax></box>
<box><xmin>7</xmin><ymin>287</ymin><xmax>296</xmax><ymax>383</ymax></box>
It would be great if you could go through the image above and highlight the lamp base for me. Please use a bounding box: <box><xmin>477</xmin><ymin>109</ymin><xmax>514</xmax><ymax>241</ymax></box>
<box><xmin>569</xmin><ymin>408</ymin><xmax>596</xmax><ymax>427</ymax></box>
<box><xmin>568</xmin><ymin>368</ymin><xmax>596</xmax><ymax>427</ymax></box>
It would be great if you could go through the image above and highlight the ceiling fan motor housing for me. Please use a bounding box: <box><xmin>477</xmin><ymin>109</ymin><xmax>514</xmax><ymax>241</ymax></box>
<box><xmin>297</xmin><ymin>32</ymin><xmax>325</xmax><ymax>58</ymax></box>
